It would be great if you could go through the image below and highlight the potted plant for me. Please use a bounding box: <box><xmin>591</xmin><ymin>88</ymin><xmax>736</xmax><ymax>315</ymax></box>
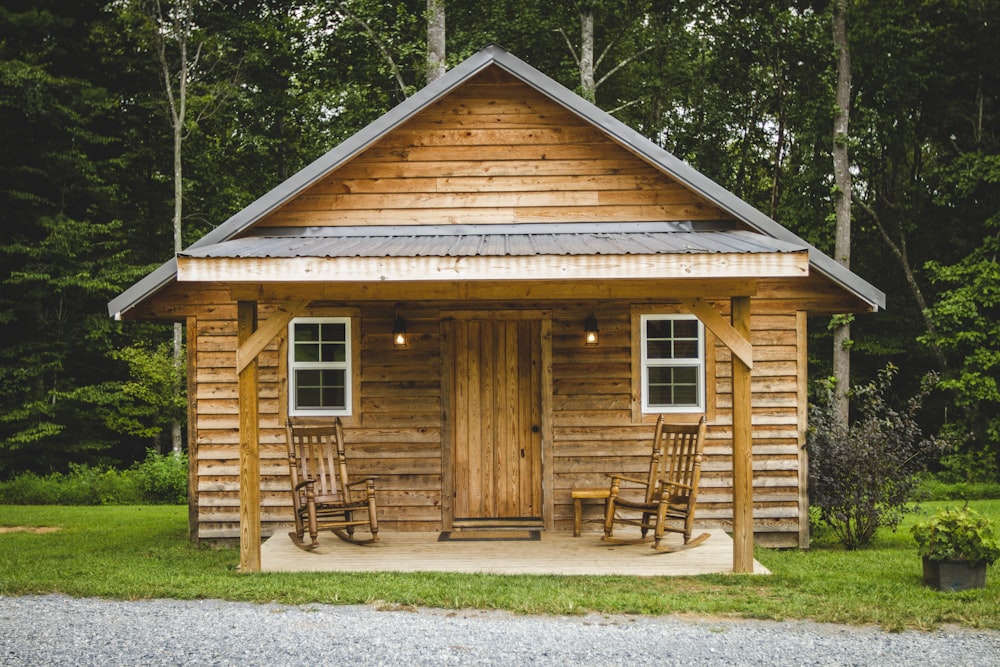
<box><xmin>911</xmin><ymin>506</ymin><xmax>1000</xmax><ymax>591</ymax></box>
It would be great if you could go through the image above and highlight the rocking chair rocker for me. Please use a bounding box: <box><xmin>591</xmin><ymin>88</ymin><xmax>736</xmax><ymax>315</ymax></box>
<box><xmin>603</xmin><ymin>415</ymin><xmax>708</xmax><ymax>552</ymax></box>
<box><xmin>285</xmin><ymin>418</ymin><xmax>378</xmax><ymax>550</ymax></box>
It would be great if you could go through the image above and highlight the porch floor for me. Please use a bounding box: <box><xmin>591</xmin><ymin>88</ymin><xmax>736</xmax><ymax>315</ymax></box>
<box><xmin>260</xmin><ymin>526</ymin><xmax>770</xmax><ymax>576</ymax></box>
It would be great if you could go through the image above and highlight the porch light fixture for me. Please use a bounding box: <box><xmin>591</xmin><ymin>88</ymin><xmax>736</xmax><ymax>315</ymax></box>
<box><xmin>392</xmin><ymin>312</ymin><xmax>409</xmax><ymax>349</ymax></box>
<box><xmin>584</xmin><ymin>314</ymin><xmax>600</xmax><ymax>347</ymax></box>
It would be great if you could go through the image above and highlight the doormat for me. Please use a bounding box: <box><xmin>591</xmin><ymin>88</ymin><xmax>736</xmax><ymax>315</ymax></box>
<box><xmin>438</xmin><ymin>530</ymin><xmax>541</xmax><ymax>542</ymax></box>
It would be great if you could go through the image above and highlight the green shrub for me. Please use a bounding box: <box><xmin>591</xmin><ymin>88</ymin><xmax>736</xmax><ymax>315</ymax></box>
<box><xmin>63</xmin><ymin>463</ymin><xmax>143</xmax><ymax>505</ymax></box>
<box><xmin>0</xmin><ymin>471</ymin><xmax>63</xmax><ymax>504</ymax></box>
<box><xmin>807</xmin><ymin>365</ymin><xmax>945</xmax><ymax>549</ymax></box>
<box><xmin>0</xmin><ymin>451</ymin><xmax>187</xmax><ymax>505</ymax></box>
<box><xmin>938</xmin><ymin>449</ymin><xmax>998</xmax><ymax>485</ymax></box>
<box><xmin>912</xmin><ymin>506</ymin><xmax>1000</xmax><ymax>563</ymax></box>
<box><xmin>130</xmin><ymin>450</ymin><xmax>188</xmax><ymax>504</ymax></box>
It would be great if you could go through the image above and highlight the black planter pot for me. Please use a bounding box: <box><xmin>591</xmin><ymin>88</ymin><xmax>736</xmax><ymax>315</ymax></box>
<box><xmin>922</xmin><ymin>557</ymin><xmax>988</xmax><ymax>591</ymax></box>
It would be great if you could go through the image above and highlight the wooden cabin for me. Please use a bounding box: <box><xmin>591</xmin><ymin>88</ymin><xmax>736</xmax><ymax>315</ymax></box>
<box><xmin>109</xmin><ymin>46</ymin><xmax>883</xmax><ymax>566</ymax></box>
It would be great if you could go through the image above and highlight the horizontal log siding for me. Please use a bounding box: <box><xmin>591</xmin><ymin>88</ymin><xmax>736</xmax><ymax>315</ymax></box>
<box><xmin>180</xmin><ymin>287</ymin><xmax>803</xmax><ymax>544</ymax></box>
<box><xmin>262</xmin><ymin>68</ymin><xmax>730</xmax><ymax>229</ymax></box>
<box><xmin>552</xmin><ymin>306</ymin><xmax>802</xmax><ymax>544</ymax></box>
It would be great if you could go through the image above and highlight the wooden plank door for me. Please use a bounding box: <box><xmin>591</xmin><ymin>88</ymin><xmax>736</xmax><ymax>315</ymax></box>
<box><xmin>450</xmin><ymin>318</ymin><xmax>543</xmax><ymax>521</ymax></box>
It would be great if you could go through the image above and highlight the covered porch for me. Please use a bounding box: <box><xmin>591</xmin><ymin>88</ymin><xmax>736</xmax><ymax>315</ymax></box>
<box><xmin>216</xmin><ymin>226</ymin><xmax>780</xmax><ymax>574</ymax></box>
<box><xmin>259</xmin><ymin>527</ymin><xmax>770</xmax><ymax>576</ymax></box>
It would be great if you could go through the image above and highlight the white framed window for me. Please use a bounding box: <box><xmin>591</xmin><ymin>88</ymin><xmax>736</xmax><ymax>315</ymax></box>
<box><xmin>640</xmin><ymin>314</ymin><xmax>705</xmax><ymax>413</ymax></box>
<box><xmin>288</xmin><ymin>317</ymin><xmax>352</xmax><ymax>416</ymax></box>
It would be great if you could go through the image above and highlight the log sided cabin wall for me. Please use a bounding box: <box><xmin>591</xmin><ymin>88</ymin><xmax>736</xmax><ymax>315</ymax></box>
<box><xmin>112</xmin><ymin>46</ymin><xmax>884</xmax><ymax>564</ymax></box>
<box><xmin>160</xmin><ymin>291</ymin><xmax>812</xmax><ymax>545</ymax></box>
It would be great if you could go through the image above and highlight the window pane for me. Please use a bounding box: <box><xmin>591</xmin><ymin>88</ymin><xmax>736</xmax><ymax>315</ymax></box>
<box><xmin>294</xmin><ymin>343</ymin><xmax>320</xmax><ymax>363</ymax></box>
<box><xmin>672</xmin><ymin>319</ymin><xmax>698</xmax><ymax>339</ymax></box>
<box><xmin>672</xmin><ymin>384</ymin><xmax>698</xmax><ymax>407</ymax></box>
<box><xmin>673</xmin><ymin>339</ymin><xmax>699</xmax><ymax>358</ymax></box>
<box><xmin>647</xmin><ymin>339</ymin><xmax>674</xmax><ymax>359</ymax></box>
<box><xmin>294</xmin><ymin>323</ymin><xmax>319</xmax><ymax>342</ymax></box>
<box><xmin>321</xmin><ymin>322</ymin><xmax>346</xmax><ymax>343</ymax></box>
<box><xmin>322</xmin><ymin>385</ymin><xmax>346</xmax><ymax>409</ymax></box>
<box><xmin>296</xmin><ymin>387</ymin><xmax>322</xmax><ymax>408</ymax></box>
<box><xmin>648</xmin><ymin>382</ymin><xmax>673</xmax><ymax>406</ymax></box>
<box><xmin>295</xmin><ymin>370</ymin><xmax>322</xmax><ymax>408</ymax></box>
<box><xmin>320</xmin><ymin>343</ymin><xmax>346</xmax><ymax>363</ymax></box>
<box><xmin>646</xmin><ymin>319</ymin><xmax>673</xmax><ymax>339</ymax></box>
<box><xmin>294</xmin><ymin>323</ymin><xmax>324</xmax><ymax>362</ymax></box>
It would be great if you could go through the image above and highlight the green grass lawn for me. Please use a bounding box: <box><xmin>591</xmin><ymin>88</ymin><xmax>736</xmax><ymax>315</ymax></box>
<box><xmin>1</xmin><ymin>501</ymin><xmax>998</xmax><ymax>631</ymax></box>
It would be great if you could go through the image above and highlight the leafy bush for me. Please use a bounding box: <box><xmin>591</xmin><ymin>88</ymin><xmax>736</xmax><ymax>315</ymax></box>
<box><xmin>130</xmin><ymin>450</ymin><xmax>188</xmax><ymax>505</ymax></box>
<box><xmin>937</xmin><ymin>448</ymin><xmax>998</xmax><ymax>485</ymax></box>
<box><xmin>59</xmin><ymin>463</ymin><xmax>142</xmax><ymax>505</ymax></box>
<box><xmin>0</xmin><ymin>451</ymin><xmax>187</xmax><ymax>505</ymax></box>
<box><xmin>807</xmin><ymin>364</ymin><xmax>945</xmax><ymax>549</ymax></box>
<box><xmin>0</xmin><ymin>464</ymin><xmax>141</xmax><ymax>505</ymax></box>
<box><xmin>912</xmin><ymin>506</ymin><xmax>1000</xmax><ymax>564</ymax></box>
<box><xmin>0</xmin><ymin>471</ymin><xmax>65</xmax><ymax>505</ymax></box>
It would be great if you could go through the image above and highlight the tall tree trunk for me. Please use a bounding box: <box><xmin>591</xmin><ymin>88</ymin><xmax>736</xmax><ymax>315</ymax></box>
<box><xmin>559</xmin><ymin>3</ymin><xmax>650</xmax><ymax>107</ymax></box>
<box><xmin>426</xmin><ymin>0</ymin><xmax>446</xmax><ymax>84</ymax></box>
<box><xmin>172</xmin><ymin>41</ymin><xmax>185</xmax><ymax>457</ymax></box>
<box><xmin>151</xmin><ymin>0</ymin><xmax>194</xmax><ymax>456</ymax></box>
<box><xmin>831</xmin><ymin>0</ymin><xmax>852</xmax><ymax>424</ymax></box>
<box><xmin>579</xmin><ymin>7</ymin><xmax>596</xmax><ymax>102</ymax></box>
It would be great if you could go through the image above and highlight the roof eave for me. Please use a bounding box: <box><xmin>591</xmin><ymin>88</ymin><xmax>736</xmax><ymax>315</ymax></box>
<box><xmin>107</xmin><ymin>258</ymin><xmax>177</xmax><ymax>319</ymax></box>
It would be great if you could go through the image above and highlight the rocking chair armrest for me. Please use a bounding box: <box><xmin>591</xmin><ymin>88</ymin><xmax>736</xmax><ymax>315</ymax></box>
<box><xmin>346</xmin><ymin>476</ymin><xmax>378</xmax><ymax>488</ymax></box>
<box><xmin>605</xmin><ymin>473</ymin><xmax>648</xmax><ymax>487</ymax></box>
<box><xmin>294</xmin><ymin>478</ymin><xmax>316</xmax><ymax>492</ymax></box>
<box><xmin>657</xmin><ymin>479</ymin><xmax>694</xmax><ymax>492</ymax></box>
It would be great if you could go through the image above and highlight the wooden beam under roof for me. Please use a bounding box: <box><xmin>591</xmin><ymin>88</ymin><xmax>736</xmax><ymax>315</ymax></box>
<box><xmin>178</xmin><ymin>252</ymin><xmax>808</xmax><ymax>284</ymax></box>
<box><xmin>229</xmin><ymin>278</ymin><xmax>759</xmax><ymax>302</ymax></box>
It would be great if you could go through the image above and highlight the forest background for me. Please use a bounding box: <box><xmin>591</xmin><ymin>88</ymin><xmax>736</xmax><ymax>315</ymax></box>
<box><xmin>2</xmin><ymin>0</ymin><xmax>998</xmax><ymax>485</ymax></box>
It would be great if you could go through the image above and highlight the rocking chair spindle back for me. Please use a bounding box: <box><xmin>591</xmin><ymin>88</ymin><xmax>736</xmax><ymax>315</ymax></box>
<box><xmin>285</xmin><ymin>418</ymin><xmax>378</xmax><ymax>550</ymax></box>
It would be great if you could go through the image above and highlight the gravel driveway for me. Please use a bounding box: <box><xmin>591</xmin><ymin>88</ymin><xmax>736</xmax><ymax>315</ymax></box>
<box><xmin>1</xmin><ymin>595</ymin><xmax>997</xmax><ymax>666</ymax></box>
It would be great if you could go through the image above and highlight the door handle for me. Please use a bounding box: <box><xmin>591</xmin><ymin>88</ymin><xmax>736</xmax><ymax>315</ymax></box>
<box><xmin>531</xmin><ymin>425</ymin><xmax>540</xmax><ymax>433</ymax></box>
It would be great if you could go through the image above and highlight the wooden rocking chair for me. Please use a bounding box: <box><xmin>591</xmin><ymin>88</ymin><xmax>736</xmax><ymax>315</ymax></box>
<box><xmin>285</xmin><ymin>418</ymin><xmax>378</xmax><ymax>550</ymax></box>
<box><xmin>603</xmin><ymin>415</ymin><xmax>708</xmax><ymax>552</ymax></box>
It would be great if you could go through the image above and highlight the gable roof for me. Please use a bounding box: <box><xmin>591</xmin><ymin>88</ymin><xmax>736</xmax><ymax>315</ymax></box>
<box><xmin>109</xmin><ymin>44</ymin><xmax>883</xmax><ymax>318</ymax></box>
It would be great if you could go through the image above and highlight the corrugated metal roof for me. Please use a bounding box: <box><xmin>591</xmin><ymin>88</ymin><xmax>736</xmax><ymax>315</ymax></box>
<box><xmin>179</xmin><ymin>229</ymin><xmax>806</xmax><ymax>261</ymax></box>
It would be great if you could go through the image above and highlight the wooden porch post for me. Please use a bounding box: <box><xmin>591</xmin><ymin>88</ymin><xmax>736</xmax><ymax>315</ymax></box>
<box><xmin>731</xmin><ymin>296</ymin><xmax>754</xmax><ymax>573</ymax></box>
<box><xmin>237</xmin><ymin>300</ymin><xmax>261</xmax><ymax>573</ymax></box>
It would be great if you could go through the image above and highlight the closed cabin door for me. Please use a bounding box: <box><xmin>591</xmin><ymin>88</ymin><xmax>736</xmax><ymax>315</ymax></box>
<box><xmin>450</xmin><ymin>318</ymin><xmax>543</xmax><ymax>520</ymax></box>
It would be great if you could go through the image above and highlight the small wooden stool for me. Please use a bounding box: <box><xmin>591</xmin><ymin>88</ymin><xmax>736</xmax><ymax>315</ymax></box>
<box><xmin>572</xmin><ymin>487</ymin><xmax>611</xmax><ymax>537</ymax></box>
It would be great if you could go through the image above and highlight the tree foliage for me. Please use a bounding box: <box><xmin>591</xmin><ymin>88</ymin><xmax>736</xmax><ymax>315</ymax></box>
<box><xmin>0</xmin><ymin>2</ymin><xmax>133</xmax><ymax>473</ymax></box>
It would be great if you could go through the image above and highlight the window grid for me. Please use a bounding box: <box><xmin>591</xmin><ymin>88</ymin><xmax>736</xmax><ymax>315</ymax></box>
<box><xmin>288</xmin><ymin>317</ymin><xmax>352</xmax><ymax>416</ymax></box>
<box><xmin>641</xmin><ymin>314</ymin><xmax>705</xmax><ymax>413</ymax></box>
